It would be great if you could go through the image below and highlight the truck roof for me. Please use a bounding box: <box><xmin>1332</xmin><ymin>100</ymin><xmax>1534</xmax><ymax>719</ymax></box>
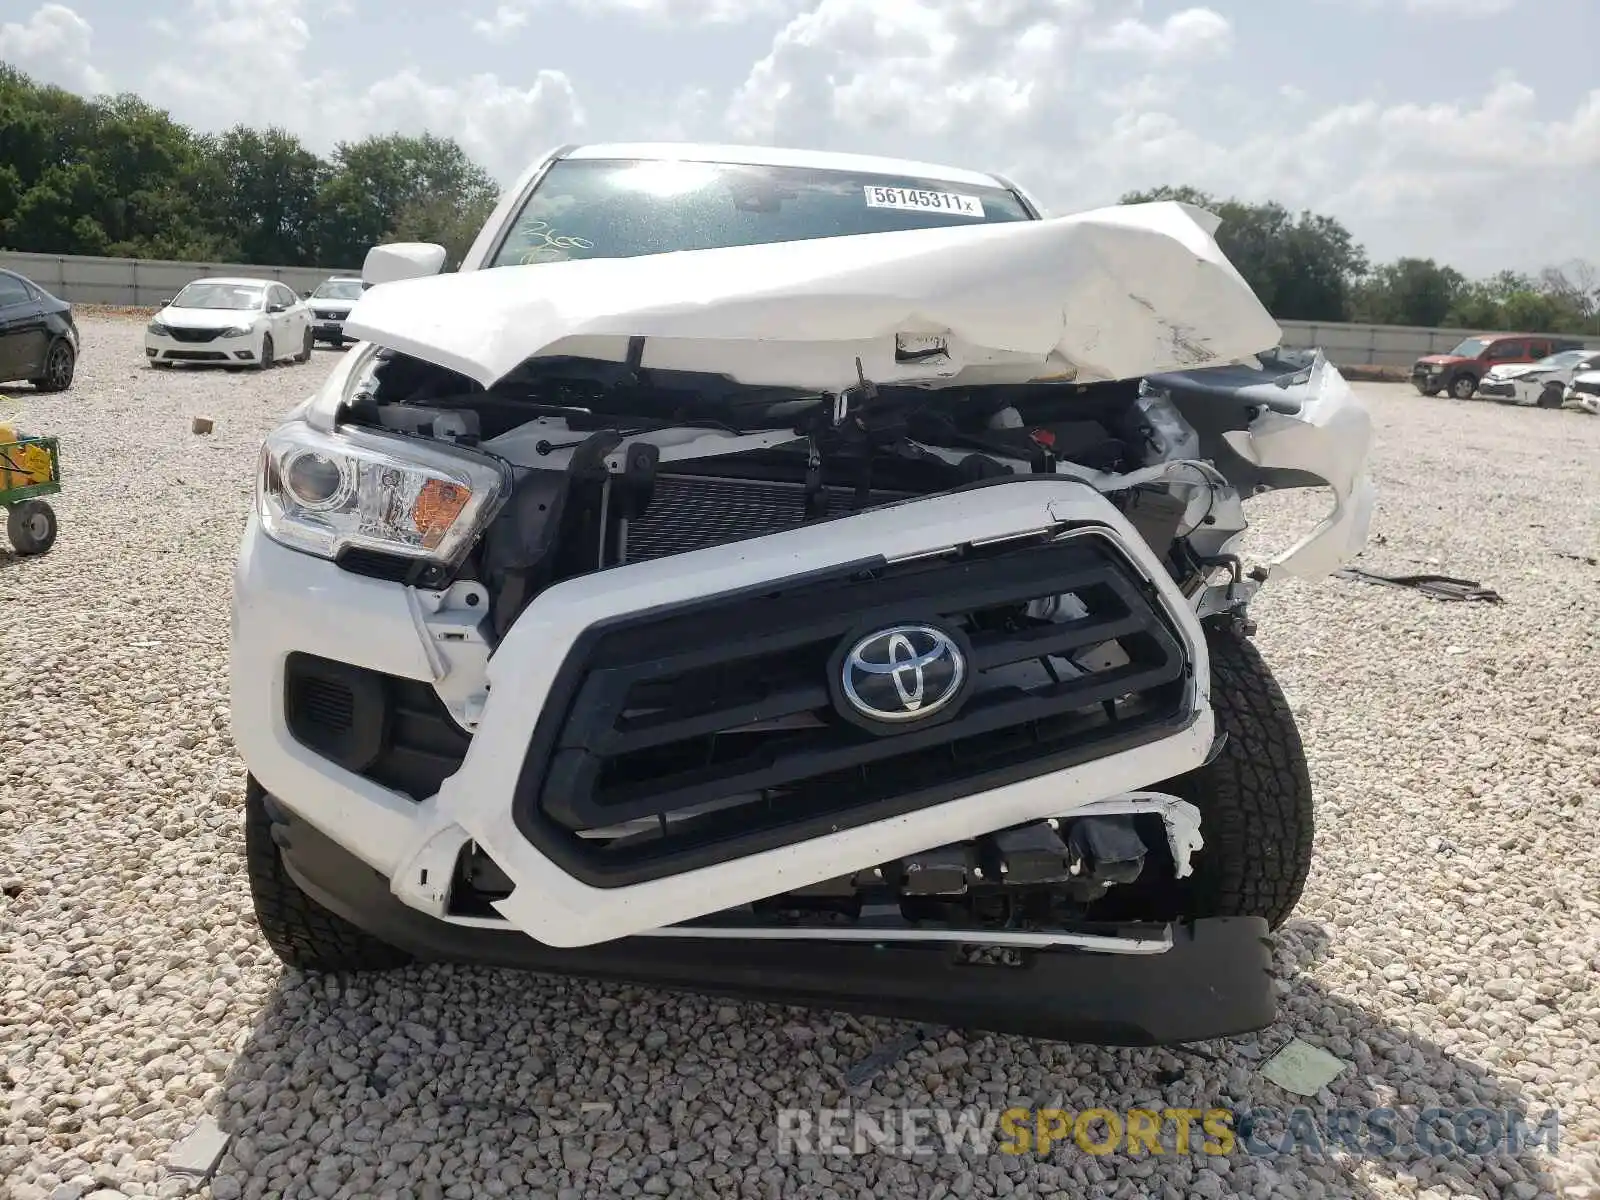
<box><xmin>560</xmin><ymin>142</ymin><xmax>1011</xmax><ymax>190</ymax></box>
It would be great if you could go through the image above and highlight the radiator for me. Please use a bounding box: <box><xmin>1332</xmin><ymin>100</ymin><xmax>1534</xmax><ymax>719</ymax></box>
<box><xmin>618</xmin><ymin>474</ymin><xmax>917</xmax><ymax>563</ymax></box>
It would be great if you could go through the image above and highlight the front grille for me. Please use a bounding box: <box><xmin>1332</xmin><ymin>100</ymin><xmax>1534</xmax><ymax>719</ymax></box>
<box><xmin>619</xmin><ymin>474</ymin><xmax>915</xmax><ymax>562</ymax></box>
<box><xmin>313</xmin><ymin>310</ymin><xmax>346</xmax><ymax>321</ymax></box>
<box><xmin>283</xmin><ymin>653</ymin><xmax>470</xmax><ymax>801</ymax></box>
<box><xmin>167</xmin><ymin>327</ymin><xmax>223</xmax><ymax>343</ymax></box>
<box><xmin>514</xmin><ymin>530</ymin><xmax>1193</xmax><ymax>887</ymax></box>
<box><xmin>164</xmin><ymin>350</ymin><xmax>228</xmax><ymax>361</ymax></box>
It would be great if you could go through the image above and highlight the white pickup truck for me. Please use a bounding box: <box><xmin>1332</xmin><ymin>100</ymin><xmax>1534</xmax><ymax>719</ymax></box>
<box><xmin>229</xmin><ymin>141</ymin><xmax>1374</xmax><ymax>1045</ymax></box>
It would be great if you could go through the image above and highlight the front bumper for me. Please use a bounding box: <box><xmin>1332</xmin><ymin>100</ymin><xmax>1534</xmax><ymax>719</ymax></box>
<box><xmin>146</xmin><ymin>330</ymin><xmax>258</xmax><ymax>364</ymax></box>
<box><xmin>1411</xmin><ymin>366</ymin><xmax>1445</xmax><ymax>391</ymax></box>
<box><xmin>263</xmin><ymin>785</ymin><xmax>1276</xmax><ymax>1045</ymax></box>
<box><xmin>231</xmin><ymin>477</ymin><xmax>1217</xmax><ymax>949</ymax></box>
<box><xmin>311</xmin><ymin>314</ymin><xmax>350</xmax><ymax>340</ymax></box>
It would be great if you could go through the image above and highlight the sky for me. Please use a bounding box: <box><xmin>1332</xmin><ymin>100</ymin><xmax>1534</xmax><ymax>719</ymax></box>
<box><xmin>2</xmin><ymin>0</ymin><xmax>1596</xmax><ymax>276</ymax></box>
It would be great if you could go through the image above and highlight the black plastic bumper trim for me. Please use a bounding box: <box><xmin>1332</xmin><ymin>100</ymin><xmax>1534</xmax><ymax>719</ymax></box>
<box><xmin>269</xmin><ymin>798</ymin><xmax>1277</xmax><ymax>1046</ymax></box>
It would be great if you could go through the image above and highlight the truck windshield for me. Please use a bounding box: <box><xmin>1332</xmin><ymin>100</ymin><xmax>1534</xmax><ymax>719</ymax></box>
<box><xmin>487</xmin><ymin>157</ymin><xmax>1034</xmax><ymax>268</ymax></box>
<box><xmin>1446</xmin><ymin>337</ymin><xmax>1489</xmax><ymax>358</ymax></box>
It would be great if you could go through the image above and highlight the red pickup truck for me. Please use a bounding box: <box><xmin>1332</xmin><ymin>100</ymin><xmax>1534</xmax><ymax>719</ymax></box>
<box><xmin>1412</xmin><ymin>334</ymin><xmax>1585</xmax><ymax>399</ymax></box>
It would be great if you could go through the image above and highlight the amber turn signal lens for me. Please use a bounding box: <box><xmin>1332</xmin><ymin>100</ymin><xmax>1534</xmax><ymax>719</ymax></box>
<box><xmin>412</xmin><ymin>479</ymin><xmax>472</xmax><ymax>548</ymax></box>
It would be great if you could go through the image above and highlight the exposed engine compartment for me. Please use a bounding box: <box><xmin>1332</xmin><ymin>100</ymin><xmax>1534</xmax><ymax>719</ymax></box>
<box><xmin>337</xmin><ymin>345</ymin><xmax>1257</xmax><ymax>636</ymax></box>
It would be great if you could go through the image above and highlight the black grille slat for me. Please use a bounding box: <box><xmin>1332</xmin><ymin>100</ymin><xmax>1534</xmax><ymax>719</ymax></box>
<box><xmin>166</xmin><ymin>327</ymin><xmax>224</xmax><ymax>343</ymax></box>
<box><xmin>513</xmin><ymin>528</ymin><xmax>1195</xmax><ymax>886</ymax></box>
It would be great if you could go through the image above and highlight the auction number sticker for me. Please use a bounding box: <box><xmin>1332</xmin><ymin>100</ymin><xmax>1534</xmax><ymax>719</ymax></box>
<box><xmin>864</xmin><ymin>185</ymin><xmax>986</xmax><ymax>218</ymax></box>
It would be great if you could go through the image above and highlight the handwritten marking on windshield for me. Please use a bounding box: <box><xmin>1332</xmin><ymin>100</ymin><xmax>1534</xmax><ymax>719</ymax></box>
<box><xmin>516</xmin><ymin>220</ymin><xmax>595</xmax><ymax>251</ymax></box>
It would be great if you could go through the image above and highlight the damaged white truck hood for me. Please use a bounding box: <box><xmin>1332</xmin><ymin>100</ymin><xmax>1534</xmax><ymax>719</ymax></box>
<box><xmin>343</xmin><ymin>201</ymin><xmax>1283</xmax><ymax>391</ymax></box>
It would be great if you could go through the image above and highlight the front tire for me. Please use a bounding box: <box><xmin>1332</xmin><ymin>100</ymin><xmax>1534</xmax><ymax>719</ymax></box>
<box><xmin>1536</xmin><ymin>383</ymin><xmax>1565</xmax><ymax>409</ymax></box>
<box><xmin>244</xmin><ymin>779</ymin><xmax>412</xmax><ymax>972</ymax></box>
<box><xmin>1098</xmin><ymin>627</ymin><xmax>1315</xmax><ymax>931</ymax></box>
<box><xmin>1449</xmin><ymin>374</ymin><xmax>1477</xmax><ymax>400</ymax></box>
<box><xmin>294</xmin><ymin>327</ymin><xmax>313</xmax><ymax>363</ymax></box>
<box><xmin>257</xmin><ymin>333</ymin><xmax>274</xmax><ymax>370</ymax></box>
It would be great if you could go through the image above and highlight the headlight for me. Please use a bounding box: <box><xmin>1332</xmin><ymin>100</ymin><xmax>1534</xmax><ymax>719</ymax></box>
<box><xmin>256</xmin><ymin>420</ymin><xmax>513</xmax><ymax>567</ymax></box>
<box><xmin>147</xmin><ymin>321</ymin><xmax>170</xmax><ymax>335</ymax></box>
<box><xmin>1427</xmin><ymin>364</ymin><xmax>1444</xmax><ymax>374</ymax></box>
<box><xmin>219</xmin><ymin>325</ymin><xmax>253</xmax><ymax>338</ymax></box>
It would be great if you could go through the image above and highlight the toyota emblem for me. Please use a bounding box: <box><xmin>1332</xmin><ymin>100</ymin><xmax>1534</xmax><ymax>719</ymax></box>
<box><xmin>840</xmin><ymin>624</ymin><xmax>967</xmax><ymax>724</ymax></box>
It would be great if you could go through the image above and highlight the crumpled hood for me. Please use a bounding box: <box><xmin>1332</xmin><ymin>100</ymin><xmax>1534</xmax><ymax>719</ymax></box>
<box><xmin>343</xmin><ymin>201</ymin><xmax>1283</xmax><ymax>391</ymax></box>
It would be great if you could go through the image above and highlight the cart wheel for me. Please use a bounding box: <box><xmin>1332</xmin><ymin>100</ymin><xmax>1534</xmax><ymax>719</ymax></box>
<box><xmin>7</xmin><ymin>500</ymin><xmax>57</xmax><ymax>555</ymax></box>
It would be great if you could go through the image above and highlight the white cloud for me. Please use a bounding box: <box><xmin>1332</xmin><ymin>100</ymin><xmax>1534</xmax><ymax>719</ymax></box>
<box><xmin>136</xmin><ymin>0</ymin><xmax>584</xmax><ymax>180</ymax></box>
<box><xmin>473</xmin><ymin>0</ymin><xmax>795</xmax><ymax>35</ymax></box>
<box><xmin>0</xmin><ymin>3</ymin><xmax>109</xmax><ymax>94</ymax></box>
<box><xmin>1088</xmin><ymin>8</ymin><xmax>1234</xmax><ymax>61</ymax></box>
<box><xmin>1326</xmin><ymin>0</ymin><xmax>1518</xmax><ymax>14</ymax></box>
<box><xmin>472</xmin><ymin>4</ymin><xmax>531</xmax><ymax>36</ymax></box>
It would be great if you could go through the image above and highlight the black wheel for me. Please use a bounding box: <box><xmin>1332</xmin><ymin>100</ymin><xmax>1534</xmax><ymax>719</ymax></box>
<box><xmin>1536</xmin><ymin>383</ymin><xmax>1565</xmax><ymax>409</ymax></box>
<box><xmin>294</xmin><ymin>327</ymin><xmax>313</xmax><ymax>363</ymax></box>
<box><xmin>1100</xmin><ymin>627</ymin><xmax>1314</xmax><ymax>931</ymax></box>
<box><xmin>6</xmin><ymin>500</ymin><xmax>57</xmax><ymax>555</ymax></box>
<box><xmin>244</xmin><ymin>779</ymin><xmax>412</xmax><ymax>972</ymax></box>
<box><xmin>1449</xmin><ymin>374</ymin><xmax>1477</xmax><ymax>400</ymax></box>
<box><xmin>29</xmin><ymin>339</ymin><xmax>75</xmax><ymax>393</ymax></box>
<box><xmin>257</xmin><ymin>333</ymin><xmax>274</xmax><ymax>370</ymax></box>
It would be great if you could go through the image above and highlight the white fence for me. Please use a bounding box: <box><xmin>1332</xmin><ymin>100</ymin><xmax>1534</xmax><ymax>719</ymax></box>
<box><xmin>1276</xmin><ymin>319</ymin><xmax>1599</xmax><ymax>368</ymax></box>
<box><xmin>0</xmin><ymin>251</ymin><xmax>362</xmax><ymax>308</ymax></box>
<box><xmin>6</xmin><ymin>251</ymin><xmax>1598</xmax><ymax>367</ymax></box>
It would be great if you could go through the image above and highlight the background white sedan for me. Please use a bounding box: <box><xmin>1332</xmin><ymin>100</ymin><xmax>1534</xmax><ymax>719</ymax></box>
<box><xmin>144</xmin><ymin>278</ymin><xmax>313</xmax><ymax>370</ymax></box>
<box><xmin>1476</xmin><ymin>347</ymin><xmax>1600</xmax><ymax>408</ymax></box>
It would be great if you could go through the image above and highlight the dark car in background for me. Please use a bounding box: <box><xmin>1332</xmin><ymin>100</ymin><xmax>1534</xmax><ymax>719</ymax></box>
<box><xmin>0</xmin><ymin>268</ymin><xmax>78</xmax><ymax>392</ymax></box>
<box><xmin>1411</xmin><ymin>333</ymin><xmax>1584</xmax><ymax>400</ymax></box>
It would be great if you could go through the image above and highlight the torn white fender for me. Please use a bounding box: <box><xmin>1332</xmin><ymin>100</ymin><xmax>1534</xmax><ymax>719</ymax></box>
<box><xmin>342</xmin><ymin>200</ymin><xmax>1282</xmax><ymax>393</ymax></box>
<box><xmin>1223</xmin><ymin>354</ymin><xmax>1376</xmax><ymax>579</ymax></box>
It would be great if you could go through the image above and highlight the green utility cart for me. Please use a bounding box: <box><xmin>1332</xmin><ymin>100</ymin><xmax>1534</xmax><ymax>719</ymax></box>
<box><xmin>1</xmin><ymin>431</ymin><xmax>60</xmax><ymax>556</ymax></box>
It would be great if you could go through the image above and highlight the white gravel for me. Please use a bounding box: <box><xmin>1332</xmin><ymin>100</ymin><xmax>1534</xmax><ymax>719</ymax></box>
<box><xmin>2</xmin><ymin>314</ymin><xmax>1597</xmax><ymax>1200</ymax></box>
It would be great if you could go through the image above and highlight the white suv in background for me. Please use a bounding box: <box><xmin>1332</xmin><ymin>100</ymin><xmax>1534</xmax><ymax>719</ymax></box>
<box><xmin>145</xmin><ymin>277</ymin><xmax>313</xmax><ymax>370</ymax></box>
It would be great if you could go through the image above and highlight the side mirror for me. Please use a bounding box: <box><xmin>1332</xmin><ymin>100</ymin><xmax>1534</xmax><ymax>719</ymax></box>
<box><xmin>363</xmin><ymin>242</ymin><xmax>448</xmax><ymax>287</ymax></box>
<box><xmin>158</xmin><ymin>297</ymin><xmax>173</xmax><ymax>307</ymax></box>
<box><xmin>300</xmin><ymin>290</ymin><xmax>312</xmax><ymax>299</ymax></box>
<box><xmin>267</xmin><ymin>302</ymin><xmax>287</xmax><ymax>313</ymax></box>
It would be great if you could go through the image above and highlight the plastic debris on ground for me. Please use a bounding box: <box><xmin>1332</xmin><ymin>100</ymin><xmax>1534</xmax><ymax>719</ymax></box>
<box><xmin>1334</xmin><ymin>567</ymin><xmax>1503</xmax><ymax>603</ymax></box>
<box><xmin>164</xmin><ymin>1115</ymin><xmax>232</xmax><ymax>1180</ymax></box>
<box><xmin>1259</xmin><ymin>1038</ymin><xmax>1351</xmax><ymax>1096</ymax></box>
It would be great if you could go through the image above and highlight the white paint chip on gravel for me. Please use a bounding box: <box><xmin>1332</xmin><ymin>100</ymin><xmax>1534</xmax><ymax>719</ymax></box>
<box><xmin>1</xmin><ymin>314</ymin><xmax>1597</xmax><ymax>1199</ymax></box>
<box><xmin>164</xmin><ymin>1116</ymin><xmax>231</xmax><ymax>1179</ymax></box>
<box><xmin>1259</xmin><ymin>1038</ymin><xmax>1351</xmax><ymax>1096</ymax></box>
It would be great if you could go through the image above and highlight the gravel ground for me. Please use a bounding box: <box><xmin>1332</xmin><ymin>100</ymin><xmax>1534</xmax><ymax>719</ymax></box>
<box><xmin>2</xmin><ymin>315</ymin><xmax>1597</xmax><ymax>1200</ymax></box>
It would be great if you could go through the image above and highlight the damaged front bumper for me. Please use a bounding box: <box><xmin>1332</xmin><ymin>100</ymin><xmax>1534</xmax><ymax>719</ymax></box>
<box><xmin>260</xmin><ymin>785</ymin><xmax>1276</xmax><ymax>1045</ymax></box>
<box><xmin>232</xmin><ymin>476</ymin><xmax>1219</xmax><ymax>948</ymax></box>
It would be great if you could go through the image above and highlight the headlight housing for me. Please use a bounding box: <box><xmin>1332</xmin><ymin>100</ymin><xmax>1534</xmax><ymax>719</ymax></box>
<box><xmin>256</xmin><ymin>420</ymin><xmax>513</xmax><ymax>567</ymax></box>
<box><xmin>147</xmin><ymin>321</ymin><xmax>170</xmax><ymax>335</ymax></box>
<box><xmin>219</xmin><ymin>325</ymin><xmax>253</xmax><ymax>338</ymax></box>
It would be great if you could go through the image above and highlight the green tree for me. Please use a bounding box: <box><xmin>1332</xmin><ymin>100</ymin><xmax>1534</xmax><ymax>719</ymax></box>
<box><xmin>212</xmin><ymin>125</ymin><xmax>327</xmax><ymax>265</ymax></box>
<box><xmin>1351</xmin><ymin>258</ymin><xmax>1466</xmax><ymax>327</ymax></box>
<box><xmin>317</xmin><ymin>132</ymin><xmax>500</xmax><ymax>266</ymax></box>
<box><xmin>1120</xmin><ymin>186</ymin><xmax>1368</xmax><ymax>321</ymax></box>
